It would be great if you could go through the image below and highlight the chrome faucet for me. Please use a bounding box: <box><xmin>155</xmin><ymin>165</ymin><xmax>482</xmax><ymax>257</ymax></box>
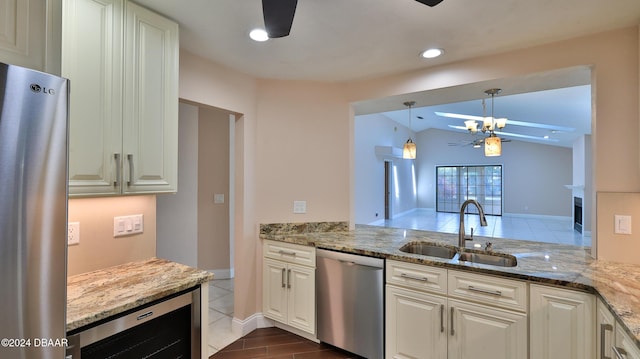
<box><xmin>459</xmin><ymin>199</ymin><xmax>488</xmax><ymax>249</ymax></box>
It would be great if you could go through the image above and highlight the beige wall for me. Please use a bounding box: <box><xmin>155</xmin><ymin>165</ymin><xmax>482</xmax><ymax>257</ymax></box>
<box><xmin>254</xmin><ymin>79</ymin><xmax>351</xmax><ymax>223</ymax></box>
<box><xmin>179</xmin><ymin>26</ymin><xmax>640</xmax><ymax>319</ymax></box>
<box><xmin>197</xmin><ymin>106</ymin><xmax>231</xmax><ymax>271</ymax></box>
<box><xmin>157</xmin><ymin>103</ymin><xmax>199</xmax><ymax>268</ymax></box>
<box><xmin>67</xmin><ymin>196</ymin><xmax>157</xmax><ymax>276</ymax></box>
<box><xmin>597</xmin><ymin>193</ymin><xmax>640</xmax><ymax>263</ymax></box>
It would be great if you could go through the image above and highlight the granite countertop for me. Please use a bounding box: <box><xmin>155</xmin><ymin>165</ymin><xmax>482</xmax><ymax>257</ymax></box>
<box><xmin>66</xmin><ymin>257</ymin><xmax>213</xmax><ymax>332</ymax></box>
<box><xmin>260</xmin><ymin>223</ymin><xmax>640</xmax><ymax>347</ymax></box>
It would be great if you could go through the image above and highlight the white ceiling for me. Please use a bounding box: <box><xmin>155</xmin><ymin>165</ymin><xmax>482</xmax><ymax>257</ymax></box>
<box><xmin>133</xmin><ymin>0</ymin><xmax>634</xmax><ymax>147</ymax></box>
<box><xmin>135</xmin><ymin>0</ymin><xmax>639</xmax><ymax>82</ymax></box>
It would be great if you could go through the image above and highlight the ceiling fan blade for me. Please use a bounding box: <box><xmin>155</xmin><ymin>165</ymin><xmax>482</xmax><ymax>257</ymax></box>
<box><xmin>436</xmin><ymin>112</ymin><xmax>576</xmax><ymax>132</ymax></box>
<box><xmin>262</xmin><ymin>0</ymin><xmax>297</xmax><ymax>38</ymax></box>
<box><xmin>414</xmin><ymin>0</ymin><xmax>445</xmax><ymax>7</ymax></box>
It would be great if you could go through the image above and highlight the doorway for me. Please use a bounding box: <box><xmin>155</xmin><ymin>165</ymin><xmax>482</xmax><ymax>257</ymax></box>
<box><xmin>384</xmin><ymin>160</ymin><xmax>392</xmax><ymax>220</ymax></box>
<box><xmin>155</xmin><ymin>101</ymin><xmax>238</xmax><ymax>353</ymax></box>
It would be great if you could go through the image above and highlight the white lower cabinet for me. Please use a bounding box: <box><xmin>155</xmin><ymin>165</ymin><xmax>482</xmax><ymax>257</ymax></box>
<box><xmin>386</xmin><ymin>285</ymin><xmax>448</xmax><ymax>358</ymax></box>
<box><xmin>447</xmin><ymin>298</ymin><xmax>527</xmax><ymax>359</ymax></box>
<box><xmin>385</xmin><ymin>260</ymin><xmax>527</xmax><ymax>359</ymax></box>
<box><xmin>597</xmin><ymin>298</ymin><xmax>640</xmax><ymax>359</ymax></box>
<box><xmin>262</xmin><ymin>241</ymin><xmax>316</xmax><ymax>335</ymax></box>
<box><xmin>530</xmin><ymin>284</ymin><xmax>595</xmax><ymax>359</ymax></box>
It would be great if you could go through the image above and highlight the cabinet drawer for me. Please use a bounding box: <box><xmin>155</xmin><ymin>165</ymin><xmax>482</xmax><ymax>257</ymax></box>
<box><xmin>263</xmin><ymin>240</ymin><xmax>315</xmax><ymax>267</ymax></box>
<box><xmin>448</xmin><ymin>269</ymin><xmax>528</xmax><ymax>312</ymax></box>
<box><xmin>386</xmin><ymin>260</ymin><xmax>447</xmax><ymax>295</ymax></box>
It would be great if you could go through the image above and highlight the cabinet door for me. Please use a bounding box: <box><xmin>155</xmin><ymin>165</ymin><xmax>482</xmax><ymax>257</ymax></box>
<box><xmin>448</xmin><ymin>298</ymin><xmax>527</xmax><ymax>359</ymax></box>
<box><xmin>614</xmin><ymin>324</ymin><xmax>640</xmax><ymax>359</ymax></box>
<box><xmin>386</xmin><ymin>285</ymin><xmax>447</xmax><ymax>359</ymax></box>
<box><xmin>63</xmin><ymin>0</ymin><xmax>123</xmax><ymax>196</ymax></box>
<box><xmin>262</xmin><ymin>258</ymin><xmax>288</xmax><ymax>323</ymax></box>
<box><xmin>0</xmin><ymin>0</ymin><xmax>52</xmax><ymax>72</ymax></box>
<box><xmin>530</xmin><ymin>284</ymin><xmax>595</xmax><ymax>359</ymax></box>
<box><xmin>287</xmin><ymin>263</ymin><xmax>315</xmax><ymax>334</ymax></box>
<box><xmin>122</xmin><ymin>1</ymin><xmax>178</xmax><ymax>194</ymax></box>
<box><xmin>597</xmin><ymin>298</ymin><xmax>616</xmax><ymax>359</ymax></box>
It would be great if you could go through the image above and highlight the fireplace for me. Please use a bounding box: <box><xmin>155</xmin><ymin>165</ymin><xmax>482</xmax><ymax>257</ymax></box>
<box><xmin>574</xmin><ymin>197</ymin><xmax>583</xmax><ymax>233</ymax></box>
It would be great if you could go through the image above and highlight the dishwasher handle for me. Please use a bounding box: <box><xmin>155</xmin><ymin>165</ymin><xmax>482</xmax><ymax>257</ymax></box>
<box><xmin>317</xmin><ymin>249</ymin><xmax>384</xmax><ymax>269</ymax></box>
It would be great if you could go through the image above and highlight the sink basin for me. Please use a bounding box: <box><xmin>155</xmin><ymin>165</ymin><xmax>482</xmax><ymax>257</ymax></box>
<box><xmin>399</xmin><ymin>242</ymin><xmax>457</xmax><ymax>259</ymax></box>
<box><xmin>457</xmin><ymin>252</ymin><xmax>517</xmax><ymax>267</ymax></box>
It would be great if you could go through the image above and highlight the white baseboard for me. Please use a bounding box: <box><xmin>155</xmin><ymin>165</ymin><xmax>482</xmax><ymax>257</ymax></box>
<box><xmin>231</xmin><ymin>313</ymin><xmax>273</xmax><ymax>336</ymax></box>
<box><xmin>208</xmin><ymin>268</ymin><xmax>234</xmax><ymax>280</ymax></box>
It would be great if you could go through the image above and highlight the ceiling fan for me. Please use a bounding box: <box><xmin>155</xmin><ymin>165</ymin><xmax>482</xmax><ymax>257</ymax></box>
<box><xmin>262</xmin><ymin>0</ymin><xmax>445</xmax><ymax>38</ymax></box>
<box><xmin>448</xmin><ymin>137</ymin><xmax>511</xmax><ymax>148</ymax></box>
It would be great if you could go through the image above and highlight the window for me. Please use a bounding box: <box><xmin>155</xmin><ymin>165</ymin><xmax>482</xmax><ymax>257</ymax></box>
<box><xmin>436</xmin><ymin>165</ymin><xmax>502</xmax><ymax>215</ymax></box>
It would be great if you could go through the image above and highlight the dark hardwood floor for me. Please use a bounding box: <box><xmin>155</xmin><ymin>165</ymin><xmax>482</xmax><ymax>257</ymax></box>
<box><xmin>209</xmin><ymin>327</ymin><xmax>364</xmax><ymax>359</ymax></box>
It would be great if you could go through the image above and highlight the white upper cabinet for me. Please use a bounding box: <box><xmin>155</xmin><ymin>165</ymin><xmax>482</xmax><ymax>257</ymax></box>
<box><xmin>63</xmin><ymin>0</ymin><xmax>178</xmax><ymax>196</ymax></box>
<box><xmin>0</xmin><ymin>0</ymin><xmax>61</xmax><ymax>74</ymax></box>
<box><xmin>122</xmin><ymin>1</ymin><xmax>178</xmax><ymax>194</ymax></box>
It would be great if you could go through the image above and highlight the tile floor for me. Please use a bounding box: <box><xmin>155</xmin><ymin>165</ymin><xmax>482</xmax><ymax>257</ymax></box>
<box><xmin>209</xmin><ymin>327</ymin><xmax>362</xmax><ymax>359</ymax></box>
<box><xmin>369</xmin><ymin>208</ymin><xmax>591</xmax><ymax>247</ymax></box>
<box><xmin>208</xmin><ymin>278</ymin><xmax>241</xmax><ymax>357</ymax></box>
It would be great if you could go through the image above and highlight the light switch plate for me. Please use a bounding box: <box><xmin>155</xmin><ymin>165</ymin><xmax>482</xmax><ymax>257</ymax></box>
<box><xmin>614</xmin><ymin>215</ymin><xmax>632</xmax><ymax>235</ymax></box>
<box><xmin>293</xmin><ymin>200</ymin><xmax>306</xmax><ymax>214</ymax></box>
<box><xmin>114</xmin><ymin>214</ymin><xmax>144</xmax><ymax>237</ymax></box>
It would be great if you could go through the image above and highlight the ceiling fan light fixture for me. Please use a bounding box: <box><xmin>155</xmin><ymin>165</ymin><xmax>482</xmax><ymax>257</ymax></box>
<box><xmin>249</xmin><ymin>28</ymin><xmax>269</xmax><ymax>42</ymax></box>
<box><xmin>464</xmin><ymin>120</ymin><xmax>478</xmax><ymax>132</ymax></box>
<box><xmin>495</xmin><ymin>117</ymin><xmax>507</xmax><ymax>129</ymax></box>
<box><xmin>421</xmin><ymin>48</ymin><xmax>444</xmax><ymax>59</ymax></box>
<box><xmin>484</xmin><ymin>135</ymin><xmax>502</xmax><ymax>157</ymax></box>
<box><xmin>482</xmin><ymin>117</ymin><xmax>494</xmax><ymax>131</ymax></box>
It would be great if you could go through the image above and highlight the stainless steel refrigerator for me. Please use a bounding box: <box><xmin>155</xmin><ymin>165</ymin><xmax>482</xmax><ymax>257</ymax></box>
<box><xmin>0</xmin><ymin>62</ymin><xmax>69</xmax><ymax>359</ymax></box>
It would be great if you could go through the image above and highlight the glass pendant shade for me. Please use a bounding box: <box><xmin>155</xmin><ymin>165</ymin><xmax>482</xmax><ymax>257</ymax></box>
<box><xmin>403</xmin><ymin>139</ymin><xmax>417</xmax><ymax>159</ymax></box>
<box><xmin>484</xmin><ymin>135</ymin><xmax>501</xmax><ymax>156</ymax></box>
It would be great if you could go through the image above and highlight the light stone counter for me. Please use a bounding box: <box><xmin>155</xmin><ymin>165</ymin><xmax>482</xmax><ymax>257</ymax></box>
<box><xmin>66</xmin><ymin>257</ymin><xmax>213</xmax><ymax>332</ymax></box>
<box><xmin>260</xmin><ymin>223</ymin><xmax>640</xmax><ymax>348</ymax></box>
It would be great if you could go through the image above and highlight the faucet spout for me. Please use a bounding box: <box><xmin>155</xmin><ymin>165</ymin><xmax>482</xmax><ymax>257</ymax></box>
<box><xmin>459</xmin><ymin>199</ymin><xmax>488</xmax><ymax>249</ymax></box>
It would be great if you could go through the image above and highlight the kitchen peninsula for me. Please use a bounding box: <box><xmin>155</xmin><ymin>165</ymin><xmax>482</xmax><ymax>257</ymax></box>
<box><xmin>260</xmin><ymin>222</ymin><xmax>640</xmax><ymax>356</ymax></box>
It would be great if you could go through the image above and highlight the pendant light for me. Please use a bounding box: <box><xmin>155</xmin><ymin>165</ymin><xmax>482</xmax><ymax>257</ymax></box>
<box><xmin>402</xmin><ymin>101</ymin><xmax>417</xmax><ymax>159</ymax></box>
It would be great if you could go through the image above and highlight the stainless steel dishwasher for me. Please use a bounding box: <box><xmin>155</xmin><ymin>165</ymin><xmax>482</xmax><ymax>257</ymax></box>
<box><xmin>316</xmin><ymin>249</ymin><xmax>384</xmax><ymax>359</ymax></box>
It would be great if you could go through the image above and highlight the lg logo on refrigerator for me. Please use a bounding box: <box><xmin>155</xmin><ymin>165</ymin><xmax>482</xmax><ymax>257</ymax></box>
<box><xmin>29</xmin><ymin>83</ymin><xmax>55</xmax><ymax>95</ymax></box>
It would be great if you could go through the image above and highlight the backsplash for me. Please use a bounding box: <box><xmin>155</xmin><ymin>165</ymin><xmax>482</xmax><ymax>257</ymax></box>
<box><xmin>259</xmin><ymin>221</ymin><xmax>349</xmax><ymax>235</ymax></box>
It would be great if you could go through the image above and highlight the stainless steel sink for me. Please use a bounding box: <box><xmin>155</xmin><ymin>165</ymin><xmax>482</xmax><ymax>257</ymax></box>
<box><xmin>399</xmin><ymin>242</ymin><xmax>457</xmax><ymax>259</ymax></box>
<box><xmin>457</xmin><ymin>252</ymin><xmax>518</xmax><ymax>267</ymax></box>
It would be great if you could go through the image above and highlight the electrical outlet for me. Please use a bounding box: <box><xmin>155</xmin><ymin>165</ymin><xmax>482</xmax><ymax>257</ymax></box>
<box><xmin>68</xmin><ymin>222</ymin><xmax>80</xmax><ymax>245</ymax></box>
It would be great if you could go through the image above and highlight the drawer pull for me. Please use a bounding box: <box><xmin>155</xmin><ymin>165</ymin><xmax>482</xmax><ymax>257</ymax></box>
<box><xmin>612</xmin><ymin>346</ymin><xmax>627</xmax><ymax>359</ymax></box>
<box><xmin>601</xmin><ymin>323</ymin><xmax>613</xmax><ymax>359</ymax></box>
<box><xmin>136</xmin><ymin>311</ymin><xmax>153</xmax><ymax>321</ymax></box>
<box><xmin>400</xmin><ymin>273</ymin><xmax>429</xmax><ymax>282</ymax></box>
<box><xmin>278</xmin><ymin>250</ymin><xmax>297</xmax><ymax>257</ymax></box>
<box><xmin>468</xmin><ymin>285</ymin><xmax>502</xmax><ymax>297</ymax></box>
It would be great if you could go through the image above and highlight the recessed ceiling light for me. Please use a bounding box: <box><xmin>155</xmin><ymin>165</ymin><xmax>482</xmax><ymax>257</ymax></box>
<box><xmin>421</xmin><ymin>48</ymin><xmax>444</xmax><ymax>59</ymax></box>
<box><xmin>250</xmin><ymin>29</ymin><xmax>269</xmax><ymax>42</ymax></box>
